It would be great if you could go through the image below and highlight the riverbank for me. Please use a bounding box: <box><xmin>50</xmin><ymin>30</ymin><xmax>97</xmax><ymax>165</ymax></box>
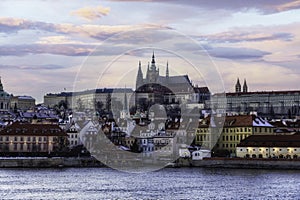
<box><xmin>181</xmin><ymin>157</ymin><xmax>300</xmax><ymax>170</ymax></box>
<box><xmin>0</xmin><ymin>157</ymin><xmax>104</xmax><ymax>168</ymax></box>
<box><xmin>1</xmin><ymin>157</ymin><xmax>300</xmax><ymax>169</ymax></box>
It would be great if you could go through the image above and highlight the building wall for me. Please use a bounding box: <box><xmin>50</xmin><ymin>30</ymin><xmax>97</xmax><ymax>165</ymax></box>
<box><xmin>10</xmin><ymin>96</ymin><xmax>36</xmax><ymax>111</ymax></box>
<box><xmin>195</xmin><ymin>126</ymin><xmax>274</xmax><ymax>155</ymax></box>
<box><xmin>0</xmin><ymin>135</ymin><xmax>58</xmax><ymax>152</ymax></box>
<box><xmin>237</xmin><ymin>146</ymin><xmax>300</xmax><ymax>159</ymax></box>
<box><xmin>209</xmin><ymin>91</ymin><xmax>300</xmax><ymax>117</ymax></box>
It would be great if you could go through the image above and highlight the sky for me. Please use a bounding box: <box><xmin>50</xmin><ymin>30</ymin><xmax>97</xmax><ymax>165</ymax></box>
<box><xmin>1</xmin><ymin>0</ymin><xmax>300</xmax><ymax>103</ymax></box>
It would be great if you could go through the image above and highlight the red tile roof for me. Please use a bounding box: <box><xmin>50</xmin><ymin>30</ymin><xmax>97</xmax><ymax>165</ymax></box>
<box><xmin>0</xmin><ymin>122</ymin><xmax>68</xmax><ymax>136</ymax></box>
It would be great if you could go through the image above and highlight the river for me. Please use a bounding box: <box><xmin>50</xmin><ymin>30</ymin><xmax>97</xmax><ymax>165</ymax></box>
<box><xmin>0</xmin><ymin>167</ymin><xmax>299</xmax><ymax>199</ymax></box>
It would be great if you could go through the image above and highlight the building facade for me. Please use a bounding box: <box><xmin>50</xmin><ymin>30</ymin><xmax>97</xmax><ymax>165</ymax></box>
<box><xmin>236</xmin><ymin>134</ymin><xmax>300</xmax><ymax>159</ymax></box>
<box><xmin>209</xmin><ymin>80</ymin><xmax>300</xmax><ymax>118</ymax></box>
<box><xmin>195</xmin><ymin>115</ymin><xmax>274</xmax><ymax>156</ymax></box>
<box><xmin>10</xmin><ymin>96</ymin><xmax>35</xmax><ymax>111</ymax></box>
<box><xmin>0</xmin><ymin>122</ymin><xmax>68</xmax><ymax>154</ymax></box>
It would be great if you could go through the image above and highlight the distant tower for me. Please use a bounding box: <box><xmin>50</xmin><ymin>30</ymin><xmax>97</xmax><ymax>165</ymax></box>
<box><xmin>0</xmin><ymin>76</ymin><xmax>3</xmax><ymax>92</ymax></box>
<box><xmin>166</xmin><ymin>61</ymin><xmax>169</xmax><ymax>78</ymax></box>
<box><xmin>0</xmin><ymin>76</ymin><xmax>11</xmax><ymax>111</ymax></box>
<box><xmin>243</xmin><ymin>79</ymin><xmax>248</xmax><ymax>93</ymax></box>
<box><xmin>235</xmin><ymin>78</ymin><xmax>241</xmax><ymax>93</ymax></box>
<box><xmin>146</xmin><ymin>52</ymin><xmax>159</xmax><ymax>83</ymax></box>
<box><xmin>136</xmin><ymin>61</ymin><xmax>143</xmax><ymax>89</ymax></box>
<box><xmin>120</xmin><ymin>87</ymin><xmax>129</xmax><ymax>119</ymax></box>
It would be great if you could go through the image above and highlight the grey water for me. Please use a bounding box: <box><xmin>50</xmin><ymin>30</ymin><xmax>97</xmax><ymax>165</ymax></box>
<box><xmin>0</xmin><ymin>167</ymin><xmax>299</xmax><ymax>199</ymax></box>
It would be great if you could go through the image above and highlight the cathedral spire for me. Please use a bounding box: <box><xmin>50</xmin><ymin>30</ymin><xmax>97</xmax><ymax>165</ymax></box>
<box><xmin>0</xmin><ymin>76</ymin><xmax>3</xmax><ymax>92</ymax></box>
<box><xmin>235</xmin><ymin>78</ymin><xmax>241</xmax><ymax>93</ymax></box>
<box><xmin>136</xmin><ymin>61</ymin><xmax>143</xmax><ymax>89</ymax></box>
<box><xmin>166</xmin><ymin>61</ymin><xmax>169</xmax><ymax>78</ymax></box>
<box><xmin>243</xmin><ymin>79</ymin><xmax>248</xmax><ymax>93</ymax></box>
<box><xmin>151</xmin><ymin>51</ymin><xmax>155</xmax><ymax>64</ymax></box>
<box><xmin>123</xmin><ymin>86</ymin><xmax>128</xmax><ymax>111</ymax></box>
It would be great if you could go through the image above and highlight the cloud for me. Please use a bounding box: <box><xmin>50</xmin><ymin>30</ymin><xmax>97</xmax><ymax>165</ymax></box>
<box><xmin>108</xmin><ymin>0</ymin><xmax>300</xmax><ymax>14</ymax></box>
<box><xmin>207</xmin><ymin>47</ymin><xmax>271</xmax><ymax>60</ymax></box>
<box><xmin>71</xmin><ymin>5</ymin><xmax>110</xmax><ymax>21</ymax></box>
<box><xmin>0</xmin><ymin>17</ymin><xmax>171</xmax><ymax>41</ymax></box>
<box><xmin>274</xmin><ymin>0</ymin><xmax>300</xmax><ymax>12</ymax></box>
<box><xmin>0</xmin><ymin>64</ymin><xmax>65</xmax><ymax>70</ymax></box>
<box><xmin>0</xmin><ymin>44</ymin><xmax>93</xmax><ymax>56</ymax></box>
<box><xmin>198</xmin><ymin>32</ymin><xmax>294</xmax><ymax>43</ymax></box>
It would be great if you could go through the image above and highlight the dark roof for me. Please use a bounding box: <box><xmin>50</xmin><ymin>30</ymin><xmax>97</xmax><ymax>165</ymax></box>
<box><xmin>216</xmin><ymin>90</ymin><xmax>300</xmax><ymax>97</ymax></box>
<box><xmin>194</xmin><ymin>87</ymin><xmax>210</xmax><ymax>94</ymax></box>
<box><xmin>0</xmin><ymin>122</ymin><xmax>68</xmax><ymax>136</ymax></box>
<box><xmin>45</xmin><ymin>88</ymin><xmax>134</xmax><ymax>97</ymax></box>
<box><xmin>238</xmin><ymin>135</ymin><xmax>300</xmax><ymax>147</ymax></box>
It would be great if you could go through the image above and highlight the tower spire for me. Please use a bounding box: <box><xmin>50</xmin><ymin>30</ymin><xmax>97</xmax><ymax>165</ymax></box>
<box><xmin>243</xmin><ymin>79</ymin><xmax>248</xmax><ymax>93</ymax></box>
<box><xmin>166</xmin><ymin>61</ymin><xmax>169</xmax><ymax>78</ymax></box>
<box><xmin>235</xmin><ymin>78</ymin><xmax>241</xmax><ymax>93</ymax></box>
<box><xmin>151</xmin><ymin>51</ymin><xmax>155</xmax><ymax>64</ymax></box>
<box><xmin>136</xmin><ymin>61</ymin><xmax>143</xmax><ymax>89</ymax></box>
<box><xmin>0</xmin><ymin>76</ymin><xmax>3</xmax><ymax>92</ymax></box>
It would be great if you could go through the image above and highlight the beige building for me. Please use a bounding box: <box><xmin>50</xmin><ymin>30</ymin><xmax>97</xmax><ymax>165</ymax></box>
<box><xmin>195</xmin><ymin>115</ymin><xmax>274</xmax><ymax>156</ymax></box>
<box><xmin>44</xmin><ymin>88</ymin><xmax>133</xmax><ymax>112</ymax></box>
<box><xmin>236</xmin><ymin>134</ymin><xmax>300</xmax><ymax>159</ymax></box>
<box><xmin>0</xmin><ymin>122</ymin><xmax>68</xmax><ymax>154</ymax></box>
<box><xmin>0</xmin><ymin>77</ymin><xmax>12</xmax><ymax>111</ymax></box>
<box><xmin>10</xmin><ymin>96</ymin><xmax>35</xmax><ymax>111</ymax></box>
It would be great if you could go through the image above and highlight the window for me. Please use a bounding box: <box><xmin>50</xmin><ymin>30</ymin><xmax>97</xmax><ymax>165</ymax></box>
<box><xmin>14</xmin><ymin>137</ymin><xmax>17</xmax><ymax>141</ymax></box>
<box><xmin>75</xmin><ymin>135</ymin><xmax>78</xmax><ymax>138</ymax></box>
<box><xmin>0</xmin><ymin>137</ymin><xmax>2</xmax><ymax>141</ymax></box>
<box><xmin>240</xmin><ymin>149</ymin><xmax>243</xmax><ymax>151</ymax></box>
<box><xmin>44</xmin><ymin>137</ymin><xmax>47</xmax><ymax>141</ymax></box>
<box><xmin>27</xmin><ymin>137</ymin><xmax>31</xmax><ymax>142</ymax></box>
<box><xmin>38</xmin><ymin>137</ymin><xmax>42</xmax><ymax>142</ymax></box>
<box><xmin>33</xmin><ymin>137</ymin><xmax>36</xmax><ymax>142</ymax></box>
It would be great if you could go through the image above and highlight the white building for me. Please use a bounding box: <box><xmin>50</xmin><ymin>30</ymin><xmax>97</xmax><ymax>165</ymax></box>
<box><xmin>236</xmin><ymin>134</ymin><xmax>300</xmax><ymax>159</ymax></box>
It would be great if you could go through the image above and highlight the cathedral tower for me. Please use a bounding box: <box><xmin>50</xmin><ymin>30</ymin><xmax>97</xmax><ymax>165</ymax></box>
<box><xmin>235</xmin><ymin>78</ymin><xmax>241</xmax><ymax>93</ymax></box>
<box><xmin>243</xmin><ymin>79</ymin><xmax>248</xmax><ymax>93</ymax></box>
<box><xmin>136</xmin><ymin>61</ymin><xmax>143</xmax><ymax>89</ymax></box>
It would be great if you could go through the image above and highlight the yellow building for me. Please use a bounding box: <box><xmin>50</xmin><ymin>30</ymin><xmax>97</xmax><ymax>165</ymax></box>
<box><xmin>195</xmin><ymin>115</ymin><xmax>274</xmax><ymax>156</ymax></box>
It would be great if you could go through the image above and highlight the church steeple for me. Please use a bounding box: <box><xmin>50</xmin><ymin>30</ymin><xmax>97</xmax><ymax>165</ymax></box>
<box><xmin>235</xmin><ymin>78</ymin><xmax>241</xmax><ymax>93</ymax></box>
<box><xmin>151</xmin><ymin>51</ymin><xmax>155</xmax><ymax>64</ymax></box>
<box><xmin>123</xmin><ymin>87</ymin><xmax>128</xmax><ymax>111</ymax></box>
<box><xmin>243</xmin><ymin>79</ymin><xmax>248</xmax><ymax>93</ymax></box>
<box><xmin>136</xmin><ymin>61</ymin><xmax>143</xmax><ymax>89</ymax></box>
<box><xmin>0</xmin><ymin>77</ymin><xmax>3</xmax><ymax>92</ymax></box>
<box><xmin>166</xmin><ymin>61</ymin><xmax>169</xmax><ymax>78</ymax></box>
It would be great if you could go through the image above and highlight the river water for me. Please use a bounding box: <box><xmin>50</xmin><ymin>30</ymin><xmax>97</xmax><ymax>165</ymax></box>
<box><xmin>0</xmin><ymin>167</ymin><xmax>299</xmax><ymax>199</ymax></box>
